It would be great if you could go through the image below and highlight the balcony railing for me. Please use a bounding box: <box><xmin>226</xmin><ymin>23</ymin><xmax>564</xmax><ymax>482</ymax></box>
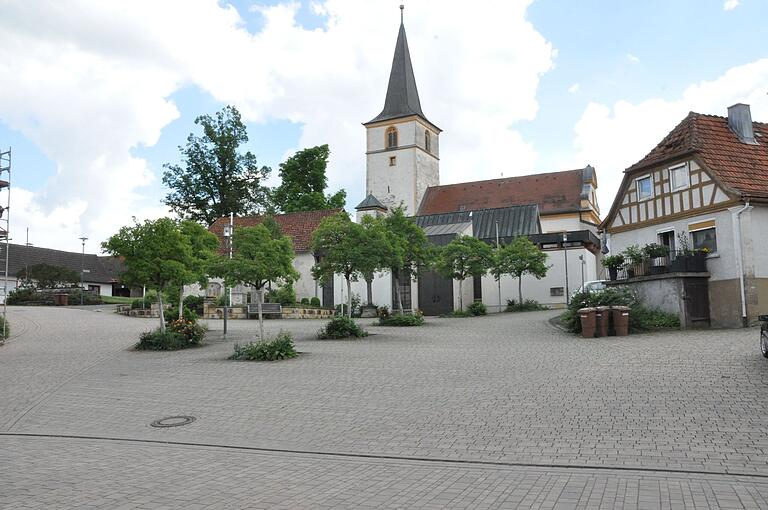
<box><xmin>608</xmin><ymin>250</ymin><xmax>709</xmax><ymax>281</ymax></box>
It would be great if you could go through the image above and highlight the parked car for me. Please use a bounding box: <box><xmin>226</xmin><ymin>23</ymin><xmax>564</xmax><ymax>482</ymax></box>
<box><xmin>573</xmin><ymin>280</ymin><xmax>607</xmax><ymax>296</ymax></box>
<box><xmin>760</xmin><ymin>315</ymin><xmax>768</xmax><ymax>358</ymax></box>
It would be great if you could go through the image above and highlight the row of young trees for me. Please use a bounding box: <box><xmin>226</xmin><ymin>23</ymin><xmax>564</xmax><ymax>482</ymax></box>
<box><xmin>162</xmin><ymin>105</ymin><xmax>345</xmax><ymax>226</ymax></box>
<box><xmin>311</xmin><ymin>208</ymin><xmax>550</xmax><ymax>316</ymax></box>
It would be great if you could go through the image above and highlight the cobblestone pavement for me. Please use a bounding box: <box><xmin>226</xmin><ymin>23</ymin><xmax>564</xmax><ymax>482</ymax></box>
<box><xmin>2</xmin><ymin>306</ymin><xmax>768</xmax><ymax>508</ymax></box>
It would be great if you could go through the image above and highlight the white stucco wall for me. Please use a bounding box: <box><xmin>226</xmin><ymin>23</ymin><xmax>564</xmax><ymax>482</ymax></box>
<box><xmin>540</xmin><ymin>216</ymin><xmax>583</xmax><ymax>233</ymax></box>
<box><xmin>750</xmin><ymin>205</ymin><xmax>768</xmax><ymax>278</ymax></box>
<box><xmin>293</xmin><ymin>252</ymin><xmax>318</xmax><ymax>301</ymax></box>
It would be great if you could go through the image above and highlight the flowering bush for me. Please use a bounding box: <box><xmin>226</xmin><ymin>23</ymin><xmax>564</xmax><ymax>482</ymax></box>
<box><xmin>167</xmin><ymin>318</ymin><xmax>206</xmax><ymax>345</ymax></box>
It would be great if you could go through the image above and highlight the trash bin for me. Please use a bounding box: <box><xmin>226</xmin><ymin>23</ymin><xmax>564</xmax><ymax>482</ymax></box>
<box><xmin>53</xmin><ymin>293</ymin><xmax>69</xmax><ymax>306</ymax></box>
<box><xmin>578</xmin><ymin>307</ymin><xmax>597</xmax><ymax>338</ymax></box>
<box><xmin>612</xmin><ymin>306</ymin><xmax>630</xmax><ymax>336</ymax></box>
<box><xmin>596</xmin><ymin>306</ymin><xmax>611</xmax><ymax>337</ymax></box>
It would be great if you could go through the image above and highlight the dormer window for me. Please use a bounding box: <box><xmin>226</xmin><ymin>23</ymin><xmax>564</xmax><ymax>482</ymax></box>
<box><xmin>425</xmin><ymin>130</ymin><xmax>431</xmax><ymax>153</ymax></box>
<box><xmin>386</xmin><ymin>127</ymin><xmax>398</xmax><ymax>149</ymax></box>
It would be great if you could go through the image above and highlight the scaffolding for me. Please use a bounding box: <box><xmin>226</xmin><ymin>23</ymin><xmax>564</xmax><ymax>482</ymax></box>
<box><xmin>0</xmin><ymin>147</ymin><xmax>10</xmax><ymax>340</ymax></box>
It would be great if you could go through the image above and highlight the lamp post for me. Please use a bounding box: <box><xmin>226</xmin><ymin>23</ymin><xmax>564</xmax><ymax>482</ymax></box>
<box><xmin>79</xmin><ymin>236</ymin><xmax>88</xmax><ymax>305</ymax></box>
<box><xmin>495</xmin><ymin>220</ymin><xmax>502</xmax><ymax>313</ymax></box>
<box><xmin>579</xmin><ymin>254</ymin><xmax>585</xmax><ymax>288</ymax></box>
<box><xmin>222</xmin><ymin>218</ymin><xmax>233</xmax><ymax>338</ymax></box>
<box><xmin>563</xmin><ymin>232</ymin><xmax>569</xmax><ymax>305</ymax></box>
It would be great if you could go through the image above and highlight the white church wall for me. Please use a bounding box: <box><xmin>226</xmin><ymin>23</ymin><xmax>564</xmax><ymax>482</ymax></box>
<box><xmin>540</xmin><ymin>215</ymin><xmax>583</xmax><ymax>233</ymax></box>
<box><xmin>293</xmin><ymin>252</ymin><xmax>318</xmax><ymax>301</ymax></box>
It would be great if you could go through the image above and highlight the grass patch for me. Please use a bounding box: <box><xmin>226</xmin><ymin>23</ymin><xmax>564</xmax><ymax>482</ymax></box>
<box><xmin>230</xmin><ymin>332</ymin><xmax>298</xmax><ymax>361</ymax></box>
<box><xmin>102</xmin><ymin>295</ymin><xmax>136</xmax><ymax>305</ymax></box>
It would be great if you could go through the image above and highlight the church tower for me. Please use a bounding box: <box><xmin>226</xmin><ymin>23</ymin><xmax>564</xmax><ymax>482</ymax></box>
<box><xmin>360</xmin><ymin>6</ymin><xmax>441</xmax><ymax>217</ymax></box>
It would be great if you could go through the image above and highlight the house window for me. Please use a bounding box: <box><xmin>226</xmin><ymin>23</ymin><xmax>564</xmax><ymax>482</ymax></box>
<box><xmin>389</xmin><ymin>156</ymin><xmax>396</xmax><ymax>166</ymax></box>
<box><xmin>690</xmin><ymin>222</ymin><xmax>717</xmax><ymax>253</ymax></box>
<box><xmin>425</xmin><ymin>130</ymin><xmax>431</xmax><ymax>153</ymax></box>
<box><xmin>670</xmin><ymin>163</ymin><xmax>689</xmax><ymax>190</ymax></box>
<box><xmin>657</xmin><ymin>230</ymin><xmax>676</xmax><ymax>253</ymax></box>
<box><xmin>386</xmin><ymin>127</ymin><xmax>398</xmax><ymax>149</ymax></box>
<box><xmin>550</xmin><ymin>287</ymin><xmax>564</xmax><ymax>297</ymax></box>
<box><xmin>88</xmin><ymin>285</ymin><xmax>100</xmax><ymax>295</ymax></box>
<box><xmin>636</xmin><ymin>176</ymin><xmax>653</xmax><ymax>200</ymax></box>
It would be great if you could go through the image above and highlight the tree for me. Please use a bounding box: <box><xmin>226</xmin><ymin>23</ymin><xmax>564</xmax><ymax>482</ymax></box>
<box><xmin>492</xmin><ymin>236</ymin><xmax>549</xmax><ymax>305</ymax></box>
<box><xmin>380</xmin><ymin>207</ymin><xmax>433</xmax><ymax>313</ymax></box>
<box><xmin>358</xmin><ymin>215</ymin><xmax>392</xmax><ymax>308</ymax></box>
<box><xmin>102</xmin><ymin>218</ymin><xmax>193</xmax><ymax>333</ymax></box>
<box><xmin>269</xmin><ymin>145</ymin><xmax>346</xmax><ymax>213</ymax></box>
<box><xmin>175</xmin><ymin>220</ymin><xmax>219</xmax><ymax>319</ymax></box>
<box><xmin>311</xmin><ymin>213</ymin><xmax>369</xmax><ymax>318</ymax></box>
<box><xmin>162</xmin><ymin>105</ymin><xmax>271</xmax><ymax>225</ymax></box>
<box><xmin>436</xmin><ymin>235</ymin><xmax>493</xmax><ymax>311</ymax></box>
<box><xmin>17</xmin><ymin>263</ymin><xmax>79</xmax><ymax>289</ymax></box>
<box><xmin>212</xmin><ymin>225</ymin><xmax>298</xmax><ymax>340</ymax></box>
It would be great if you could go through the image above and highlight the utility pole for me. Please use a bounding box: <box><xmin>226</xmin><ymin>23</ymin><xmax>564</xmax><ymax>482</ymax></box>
<box><xmin>495</xmin><ymin>220</ymin><xmax>502</xmax><ymax>313</ymax></box>
<box><xmin>579</xmin><ymin>254</ymin><xmax>585</xmax><ymax>288</ymax></box>
<box><xmin>79</xmin><ymin>236</ymin><xmax>88</xmax><ymax>305</ymax></box>
<box><xmin>563</xmin><ymin>232</ymin><xmax>569</xmax><ymax>305</ymax></box>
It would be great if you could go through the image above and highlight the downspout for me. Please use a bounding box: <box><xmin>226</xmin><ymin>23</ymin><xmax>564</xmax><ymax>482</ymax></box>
<box><xmin>733</xmin><ymin>200</ymin><xmax>750</xmax><ymax>327</ymax></box>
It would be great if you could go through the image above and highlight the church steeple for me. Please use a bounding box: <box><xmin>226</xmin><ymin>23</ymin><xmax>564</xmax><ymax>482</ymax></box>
<box><xmin>365</xmin><ymin>6</ymin><xmax>435</xmax><ymax>127</ymax></box>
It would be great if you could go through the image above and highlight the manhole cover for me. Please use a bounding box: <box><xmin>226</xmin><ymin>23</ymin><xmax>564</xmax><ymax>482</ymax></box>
<box><xmin>150</xmin><ymin>415</ymin><xmax>196</xmax><ymax>428</ymax></box>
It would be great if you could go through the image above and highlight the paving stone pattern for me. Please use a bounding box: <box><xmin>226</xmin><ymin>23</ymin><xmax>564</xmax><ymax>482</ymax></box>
<box><xmin>2</xmin><ymin>306</ymin><xmax>768</xmax><ymax>508</ymax></box>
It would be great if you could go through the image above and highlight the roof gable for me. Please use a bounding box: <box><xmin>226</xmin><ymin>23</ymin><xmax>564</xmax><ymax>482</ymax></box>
<box><xmin>209</xmin><ymin>209</ymin><xmax>342</xmax><ymax>252</ymax></box>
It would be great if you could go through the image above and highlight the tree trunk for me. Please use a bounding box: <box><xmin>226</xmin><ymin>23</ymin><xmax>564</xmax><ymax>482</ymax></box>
<box><xmin>346</xmin><ymin>277</ymin><xmax>353</xmax><ymax>319</ymax></box>
<box><xmin>394</xmin><ymin>271</ymin><xmax>404</xmax><ymax>314</ymax></box>
<box><xmin>366</xmin><ymin>277</ymin><xmax>373</xmax><ymax>307</ymax></box>
<box><xmin>178</xmin><ymin>287</ymin><xmax>184</xmax><ymax>320</ymax></box>
<box><xmin>458</xmin><ymin>279</ymin><xmax>463</xmax><ymax>311</ymax></box>
<box><xmin>158</xmin><ymin>291</ymin><xmax>165</xmax><ymax>333</ymax></box>
<box><xmin>518</xmin><ymin>276</ymin><xmax>523</xmax><ymax>305</ymax></box>
<box><xmin>257</xmin><ymin>287</ymin><xmax>265</xmax><ymax>340</ymax></box>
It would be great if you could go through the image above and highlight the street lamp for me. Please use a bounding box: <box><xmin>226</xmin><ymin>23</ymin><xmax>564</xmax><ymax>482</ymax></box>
<box><xmin>222</xmin><ymin>218</ymin><xmax>233</xmax><ymax>338</ymax></box>
<box><xmin>562</xmin><ymin>232</ymin><xmax>569</xmax><ymax>305</ymax></box>
<box><xmin>79</xmin><ymin>236</ymin><xmax>88</xmax><ymax>305</ymax></box>
<box><xmin>579</xmin><ymin>254</ymin><xmax>585</xmax><ymax>288</ymax></box>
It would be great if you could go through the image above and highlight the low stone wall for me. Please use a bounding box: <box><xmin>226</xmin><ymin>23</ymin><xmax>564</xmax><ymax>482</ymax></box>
<box><xmin>203</xmin><ymin>304</ymin><xmax>248</xmax><ymax>320</ymax></box>
<box><xmin>201</xmin><ymin>303</ymin><xmax>334</xmax><ymax>320</ymax></box>
<box><xmin>117</xmin><ymin>303</ymin><xmax>169</xmax><ymax>319</ymax></box>
<box><xmin>281</xmin><ymin>306</ymin><xmax>335</xmax><ymax>319</ymax></box>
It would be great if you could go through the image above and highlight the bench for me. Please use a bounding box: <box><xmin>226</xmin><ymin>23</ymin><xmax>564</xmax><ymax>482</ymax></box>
<box><xmin>247</xmin><ymin>302</ymin><xmax>282</xmax><ymax>318</ymax></box>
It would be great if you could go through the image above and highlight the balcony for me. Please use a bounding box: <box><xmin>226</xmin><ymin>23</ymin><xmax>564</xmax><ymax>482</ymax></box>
<box><xmin>608</xmin><ymin>250</ymin><xmax>709</xmax><ymax>282</ymax></box>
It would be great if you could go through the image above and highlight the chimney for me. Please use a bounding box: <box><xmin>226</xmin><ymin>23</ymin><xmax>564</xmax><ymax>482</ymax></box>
<box><xmin>727</xmin><ymin>103</ymin><xmax>758</xmax><ymax>144</ymax></box>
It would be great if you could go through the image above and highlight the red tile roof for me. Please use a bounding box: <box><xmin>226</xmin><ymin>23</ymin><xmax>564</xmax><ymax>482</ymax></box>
<box><xmin>209</xmin><ymin>209</ymin><xmax>342</xmax><ymax>252</ymax></box>
<box><xmin>417</xmin><ymin>168</ymin><xmax>589</xmax><ymax>216</ymax></box>
<box><xmin>626</xmin><ymin>112</ymin><xmax>768</xmax><ymax>200</ymax></box>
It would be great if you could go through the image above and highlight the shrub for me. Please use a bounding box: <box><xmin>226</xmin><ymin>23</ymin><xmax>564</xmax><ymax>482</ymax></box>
<box><xmin>300</xmin><ymin>297</ymin><xmax>310</xmax><ymax>305</ymax></box>
<box><xmin>378</xmin><ymin>312</ymin><xmax>424</xmax><ymax>327</ymax></box>
<box><xmin>130</xmin><ymin>298</ymin><xmax>144</xmax><ymax>310</ymax></box>
<box><xmin>7</xmin><ymin>288</ymin><xmax>38</xmax><ymax>305</ymax></box>
<box><xmin>506</xmin><ymin>299</ymin><xmax>547</xmax><ymax>312</ymax></box>
<box><xmin>230</xmin><ymin>332</ymin><xmax>298</xmax><ymax>361</ymax></box>
<box><xmin>0</xmin><ymin>315</ymin><xmax>9</xmax><ymax>341</ymax></box>
<box><xmin>167</xmin><ymin>318</ymin><xmax>206</xmax><ymax>344</ymax></box>
<box><xmin>335</xmin><ymin>293</ymin><xmax>362</xmax><ymax>317</ymax></box>
<box><xmin>216</xmin><ymin>293</ymin><xmax>227</xmax><ymax>307</ymax></box>
<box><xmin>136</xmin><ymin>329</ymin><xmax>188</xmax><ymax>350</ymax></box>
<box><xmin>183</xmin><ymin>295</ymin><xmax>205</xmax><ymax>314</ymax></box>
<box><xmin>442</xmin><ymin>309</ymin><xmax>473</xmax><ymax>318</ymax></box>
<box><xmin>310</xmin><ymin>296</ymin><xmax>321</xmax><ymax>307</ymax></box>
<box><xmin>630</xmin><ymin>307</ymin><xmax>680</xmax><ymax>331</ymax></box>
<box><xmin>166</xmin><ymin>305</ymin><xmax>198</xmax><ymax>322</ymax></box>
<box><xmin>561</xmin><ymin>287</ymin><xmax>679</xmax><ymax>333</ymax></box>
<box><xmin>467</xmin><ymin>301</ymin><xmax>487</xmax><ymax>316</ymax></box>
<box><xmin>317</xmin><ymin>316</ymin><xmax>368</xmax><ymax>339</ymax></box>
<box><xmin>377</xmin><ymin>305</ymin><xmax>391</xmax><ymax>319</ymax></box>
<box><xmin>267</xmin><ymin>284</ymin><xmax>296</xmax><ymax>306</ymax></box>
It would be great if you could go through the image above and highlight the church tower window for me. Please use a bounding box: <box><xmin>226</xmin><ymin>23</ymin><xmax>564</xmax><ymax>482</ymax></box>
<box><xmin>386</xmin><ymin>127</ymin><xmax>398</xmax><ymax>149</ymax></box>
<box><xmin>425</xmin><ymin>130</ymin><xmax>431</xmax><ymax>153</ymax></box>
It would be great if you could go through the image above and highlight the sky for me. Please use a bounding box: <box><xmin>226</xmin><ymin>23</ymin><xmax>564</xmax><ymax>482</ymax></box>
<box><xmin>1</xmin><ymin>0</ymin><xmax>767</xmax><ymax>253</ymax></box>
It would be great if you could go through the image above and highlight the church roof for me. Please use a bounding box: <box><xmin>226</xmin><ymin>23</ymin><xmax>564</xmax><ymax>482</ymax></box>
<box><xmin>365</xmin><ymin>17</ymin><xmax>437</xmax><ymax>128</ymax></box>
<box><xmin>355</xmin><ymin>194</ymin><xmax>387</xmax><ymax>210</ymax></box>
<box><xmin>417</xmin><ymin>168</ymin><xmax>594</xmax><ymax>217</ymax></box>
<box><xmin>414</xmin><ymin>204</ymin><xmax>541</xmax><ymax>242</ymax></box>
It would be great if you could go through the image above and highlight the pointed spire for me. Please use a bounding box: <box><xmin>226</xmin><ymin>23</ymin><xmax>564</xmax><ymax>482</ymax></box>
<box><xmin>365</xmin><ymin>6</ymin><xmax>437</xmax><ymax>128</ymax></box>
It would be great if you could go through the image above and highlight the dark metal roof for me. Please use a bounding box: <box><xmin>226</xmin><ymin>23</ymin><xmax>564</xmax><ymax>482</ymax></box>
<box><xmin>413</xmin><ymin>204</ymin><xmax>541</xmax><ymax>242</ymax></box>
<box><xmin>365</xmin><ymin>21</ymin><xmax>436</xmax><ymax>128</ymax></box>
<box><xmin>355</xmin><ymin>194</ymin><xmax>387</xmax><ymax>210</ymax></box>
<box><xmin>0</xmin><ymin>243</ymin><xmax>124</xmax><ymax>283</ymax></box>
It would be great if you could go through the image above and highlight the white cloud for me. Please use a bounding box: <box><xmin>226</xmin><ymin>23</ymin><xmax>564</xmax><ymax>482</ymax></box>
<box><xmin>626</xmin><ymin>53</ymin><xmax>639</xmax><ymax>63</ymax></box>
<box><xmin>0</xmin><ymin>0</ymin><xmax>555</xmax><ymax>251</ymax></box>
<box><xmin>572</xmin><ymin>59</ymin><xmax>768</xmax><ymax>215</ymax></box>
<box><xmin>724</xmin><ymin>0</ymin><xmax>740</xmax><ymax>10</ymax></box>
<box><xmin>568</xmin><ymin>83</ymin><xmax>580</xmax><ymax>94</ymax></box>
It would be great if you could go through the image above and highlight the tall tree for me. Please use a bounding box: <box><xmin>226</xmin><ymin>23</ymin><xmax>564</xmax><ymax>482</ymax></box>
<box><xmin>358</xmin><ymin>215</ymin><xmax>392</xmax><ymax>308</ymax></box>
<box><xmin>311</xmin><ymin>213</ymin><xmax>368</xmax><ymax>318</ymax></box>
<box><xmin>492</xmin><ymin>236</ymin><xmax>549</xmax><ymax>305</ymax></box>
<box><xmin>270</xmin><ymin>144</ymin><xmax>346</xmax><ymax>213</ymax></box>
<box><xmin>212</xmin><ymin>225</ymin><xmax>298</xmax><ymax>340</ymax></box>
<box><xmin>436</xmin><ymin>235</ymin><xmax>493</xmax><ymax>311</ymax></box>
<box><xmin>162</xmin><ymin>105</ymin><xmax>271</xmax><ymax>225</ymax></box>
<box><xmin>380</xmin><ymin>207</ymin><xmax>433</xmax><ymax>313</ymax></box>
<box><xmin>175</xmin><ymin>220</ymin><xmax>219</xmax><ymax>319</ymax></box>
<box><xmin>102</xmin><ymin>218</ymin><xmax>193</xmax><ymax>332</ymax></box>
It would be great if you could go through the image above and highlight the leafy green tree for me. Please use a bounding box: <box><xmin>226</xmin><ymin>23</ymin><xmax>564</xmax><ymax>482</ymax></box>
<box><xmin>380</xmin><ymin>207</ymin><xmax>433</xmax><ymax>313</ymax></box>
<box><xmin>162</xmin><ymin>105</ymin><xmax>271</xmax><ymax>225</ymax></box>
<box><xmin>212</xmin><ymin>225</ymin><xmax>298</xmax><ymax>339</ymax></box>
<box><xmin>492</xmin><ymin>236</ymin><xmax>549</xmax><ymax>305</ymax></box>
<box><xmin>102</xmin><ymin>218</ymin><xmax>193</xmax><ymax>332</ymax></box>
<box><xmin>357</xmin><ymin>215</ymin><xmax>392</xmax><ymax>307</ymax></box>
<box><xmin>436</xmin><ymin>235</ymin><xmax>493</xmax><ymax>311</ymax></box>
<box><xmin>175</xmin><ymin>220</ymin><xmax>219</xmax><ymax>319</ymax></box>
<box><xmin>269</xmin><ymin>144</ymin><xmax>346</xmax><ymax>213</ymax></box>
<box><xmin>311</xmin><ymin>213</ymin><xmax>368</xmax><ymax>318</ymax></box>
<box><xmin>17</xmin><ymin>263</ymin><xmax>79</xmax><ymax>289</ymax></box>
